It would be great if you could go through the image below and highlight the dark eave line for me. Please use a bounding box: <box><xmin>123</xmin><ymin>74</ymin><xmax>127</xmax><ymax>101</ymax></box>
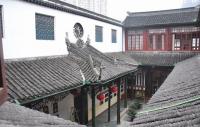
<box><xmin>22</xmin><ymin>0</ymin><xmax>122</xmax><ymax>27</ymax></box>
<box><xmin>20</xmin><ymin>82</ymin><xmax>83</xmax><ymax>105</ymax></box>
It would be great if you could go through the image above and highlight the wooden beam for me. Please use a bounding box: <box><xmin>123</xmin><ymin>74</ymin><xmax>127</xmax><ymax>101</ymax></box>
<box><xmin>91</xmin><ymin>86</ymin><xmax>96</xmax><ymax>127</ymax></box>
<box><xmin>124</xmin><ymin>77</ymin><xmax>127</xmax><ymax>108</ymax></box>
<box><xmin>117</xmin><ymin>79</ymin><xmax>121</xmax><ymax>124</ymax></box>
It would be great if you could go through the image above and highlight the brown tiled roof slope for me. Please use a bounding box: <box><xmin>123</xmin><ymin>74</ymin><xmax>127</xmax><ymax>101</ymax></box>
<box><xmin>107</xmin><ymin>51</ymin><xmax>199</xmax><ymax>66</ymax></box>
<box><xmin>0</xmin><ymin>101</ymin><xmax>85</xmax><ymax>127</ymax></box>
<box><xmin>123</xmin><ymin>6</ymin><xmax>200</xmax><ymax>28</ymax></box>
<box><xmin>130</xmin><ymin>55</ymin><xmax>200</xmax><ymax>127</ymax></box>
<box><xmin>5</xmin><ymin>55</ymin><xmax>83</xmax><ymax>103</ymax></box>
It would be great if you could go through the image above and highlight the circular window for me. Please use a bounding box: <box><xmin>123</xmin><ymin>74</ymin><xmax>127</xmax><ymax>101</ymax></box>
<box><xmin>73</xmin><ymin>23</ymin><xmax>84</xmax><ymax>39</ymax></box>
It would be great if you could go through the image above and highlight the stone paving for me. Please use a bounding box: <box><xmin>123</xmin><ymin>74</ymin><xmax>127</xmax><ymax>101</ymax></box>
<box><xmin>88</xmin><ymin>99</ymin><xmax>134</xmax><ymax>127</ymax></box>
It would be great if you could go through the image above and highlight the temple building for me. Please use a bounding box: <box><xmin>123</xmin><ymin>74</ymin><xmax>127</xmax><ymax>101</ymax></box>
<box><xmin>0</xmin><ymin>0</ymin><xmax>200</xmax><ymax>127</ymax></box>
<box><xmin>123</xmin><ymin>6</ymin><xmax>200</xmax><ymax>51</ymax></box>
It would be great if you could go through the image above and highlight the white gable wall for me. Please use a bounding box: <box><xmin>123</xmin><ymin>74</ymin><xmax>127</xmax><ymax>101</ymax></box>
<box><xmin>0</xmin><ymin>0</ymin><xmax>122</xmax><ymax>59</ymax></box>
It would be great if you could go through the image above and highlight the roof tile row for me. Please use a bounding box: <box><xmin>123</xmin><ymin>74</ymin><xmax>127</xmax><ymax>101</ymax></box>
<box><xmin>130</xmin><ymin>55</ymin><xmax>200</xmax><ymax>126</ymax></box>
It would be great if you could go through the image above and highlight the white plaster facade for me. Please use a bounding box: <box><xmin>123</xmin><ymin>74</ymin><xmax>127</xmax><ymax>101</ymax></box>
<box><xmin>88</xmin><ymin>85</ymin><xmax>125</xmax><ymax>121</ymax></box>
<box><xmin>0</xmin><ymin>0</ymin><xmax>123</xmax><ymax>59</ymax></box>
<box><xmin>37</xmin><ymin>93</ymin><xmax>74</xmax><ymax>120</ymax></box>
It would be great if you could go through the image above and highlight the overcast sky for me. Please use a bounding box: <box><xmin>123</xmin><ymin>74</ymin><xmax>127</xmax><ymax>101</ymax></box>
<box><xmin>107</xmin><ymin>0</ymin><xmax>183</xmax><ymax>21</ymax></box>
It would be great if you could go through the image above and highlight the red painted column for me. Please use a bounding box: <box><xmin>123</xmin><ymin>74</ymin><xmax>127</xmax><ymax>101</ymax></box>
<box><xmin>168</xmin><ymin>28</ymin><xmax>172</xmax><ymax>51</ymax></box>
<box><xmin>143</xmin><ymin>30</ymin><xmax>148</xmax><ymax>50</ymax></box>
<box><xmin>165</xmin><ymin>28</ymin><xmax>172</xmax><ymax>51</ymax></box>
<box><xmin>125</xmin><ymin>30</ymin><xmax>128</xmax><ymax>52</ymax></box>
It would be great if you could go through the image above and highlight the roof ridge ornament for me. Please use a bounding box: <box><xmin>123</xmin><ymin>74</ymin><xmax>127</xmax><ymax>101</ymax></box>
<box><xmin>88</xmin><ymin>55</ymin><xmax>99</xmax><ymax>79</ymax></box>
<box><xmin>65</xmin><ymin>32</ymin><xmax>71</xmax><ymax>53</ymax></box>
<box><xmin>73</xmin><ymin>23</ymin><xmax>85</xmax><ymax>48</ymax></box>
<box><xmin>76</xmin><ymin>39</ymin><xmax>84</xmax><ymax>48</ymax></box>
<box><xmin>86</xmin><ymin>35</ymin><xmax>91</xmax><ymax>45</ymax></box>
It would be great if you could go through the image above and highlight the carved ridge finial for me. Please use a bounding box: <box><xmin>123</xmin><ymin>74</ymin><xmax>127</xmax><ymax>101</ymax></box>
<box><xmin>65</xmin><ymin>32</ymin><xmax>71</xmax><ymax>52</ymax></box>
<box><xmin>86</xmin><ymin>35</ymin><xmax>91</xmax><ymax>45</ymax></box>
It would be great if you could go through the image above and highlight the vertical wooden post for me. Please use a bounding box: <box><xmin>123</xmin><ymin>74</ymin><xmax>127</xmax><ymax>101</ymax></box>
<box><xmin>0</xmin><ymin>7</ymin><xmax>7</xmax><ymax>105</ymax></box>
<box><xmin>124</xmin><ymin>77</ymin><xmax>127</xmax><ymax>108</ymax></box>
<box><xmin>81</xmin><ymin>86</ymin><xmax>88</xmax><ymax>125</ymax></box>
<box><xmin>145</xmin><ymin>68</ymin><xmax>149</xmax><ymax>99</ymax></box>
<box><xmin>117</xmin><ymin>79</ymin><xmax>121</xmax><ymax>124</ymax></box>
<box><xmin>143</xmin><ymin>30</ymin><xmax>148</xmax><ymax>50</ymax></box>
<box><xmin>165</xmin><ymin>28</ymin><xmax>172</xmax><ymax>51</ymax></box>
<box><xmin>132</xmin><ymin>73</ymin><xmax>135</xmax><ymax>99</ymax></box>
<box><xmin>91</xmin><ymin>86</ymin><xmax>96</xmax><ymax>127</ymax></box>
<box><xmin>125</xmin><ymin>30</ymin><xmax>128</xmax><ymax>51</ymax></box>
<box><xmin>143</xmin><ymin>70</ymin><xmax>146</xmax><ymax>102</ymax></box>
<box><xmin>107</xmin><ymin>84</ymin><xmax>111</xmax><ymax>122</ymax></box>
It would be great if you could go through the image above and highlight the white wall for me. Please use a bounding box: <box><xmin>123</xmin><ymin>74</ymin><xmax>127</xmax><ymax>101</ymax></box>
<box><xmin>38</xmin><ymin>93</ymin><xmax>74</xmax><ymax>120</ymax></box>
<box><xmin>58</xmin><ymin>93</ymin><xmax>74</xmax><ymax>120</ymax></box>
<box><xmin>88</xmin><ymin>86</ymin><xmax>124</xmax><ymax>121</ymax></box>
<box><xmin>0</xmin><ymin>0</ymin><xmax>122</xmax><ymax>59</ymax></box>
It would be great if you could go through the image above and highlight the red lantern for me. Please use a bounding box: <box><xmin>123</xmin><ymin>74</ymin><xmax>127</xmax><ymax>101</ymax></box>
<box><xmin>111</xmin><ymin>86</ymin><xmax>118</xmax><ymax>93</ymax></box>
<box><xmin>97</xmin><ymin>93</ymin><xmax>105</xmax><ymax>101</ymax></box>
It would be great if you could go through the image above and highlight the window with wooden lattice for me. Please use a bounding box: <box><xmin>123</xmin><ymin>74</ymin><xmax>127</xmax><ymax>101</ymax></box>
<box><xmin>43</xmin><ymin>105</ymin><xmax>49</xmax><ymax>114</ymax></box>
<box><xmin>53</xmin><ymin>102</ymin><xmax>58</xmax><ymax>113</ymax></box>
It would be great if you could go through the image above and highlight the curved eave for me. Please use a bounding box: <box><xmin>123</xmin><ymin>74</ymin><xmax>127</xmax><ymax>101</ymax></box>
<box><xmin>13</xmin><ymin>82</ymin><xmax>84</xmax><ymax>105</ymax></box>
<box><xmin>92</xmin><ymin>68</ymin><xmax>138</xmax><ymax>85</ymax></box>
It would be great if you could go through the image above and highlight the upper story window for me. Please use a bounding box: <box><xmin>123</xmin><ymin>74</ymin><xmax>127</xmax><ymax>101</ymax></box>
<box><xmin>128</xmin><ymin>30</ymin><xmax>143</xmax><ymax>50</ymax></box>
<box><xmin>95</xmin><ymin>26</ymin><xmax>103</xmax><ymax>42</ymax></box>
<box><xmin>149</xmin><ymin>34</ymin><xmax>165</xmax><ymax>50</ymax></box>
<box><xmin>148</xmin><ymin>29</ymin><xmax>165</xmax><ymax>50</ymax></box>
<box><xmin>35</xmin><ymin>13</ymin><xmax>54</xmax><ymax>40</ymax></box>
<box><xmin>111</xmin><ymin>29</ymin><xmax>117</xmax><ymax>43</ymax></box>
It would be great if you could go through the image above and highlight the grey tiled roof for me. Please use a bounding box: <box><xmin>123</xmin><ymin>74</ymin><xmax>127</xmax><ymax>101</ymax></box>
<box><xmin>0</xmin><ymin>101</ymin><xmax>85</xmax><ymax>127</ymax></box>
<box><xmin>5</xmin><ymin>55</ymin><xmax>83</xmax><ymax>103</ymax></box>
<box><xmin>107</xmin><ymin>51</ymin><xmax>199</xmax><ymax>66</ymax></box>
<box><xmin>123</xmin><ymin>6</ymin><xmax>200</xmax><ymax>28</ymax></box>
<box><xmin>67</xmin><ymin>42</ymin><xmax>137</xmax><ymax>83</ymax></box>
<box><xmin>130</xmin><ymin>55</ymin><xmax>200</xmax><ymax>127</ymax></box>
<box><xmin>5</xmin><ymin>40</ymin><xmax>137</xmax><ymax>103</ymax></box>
<box><xmin>106</xmin><ymin>52</ymin><xmax>139</xmax><ymax>66</ymax></box>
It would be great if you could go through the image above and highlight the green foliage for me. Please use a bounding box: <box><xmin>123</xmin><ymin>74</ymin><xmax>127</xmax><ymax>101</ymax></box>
<box><xmin>127</xmin><ymin>100</ymin><xmax>142</xmax><ymax>119</ymax></box>
<box><xmin>127</xmin><ymin>108</ymin><xmax>136</xmax><ymax>118</ymax></box>
<box><xmin>133</xmin><ymin>100</ymin><xmax>142</xmax><ymax>109</ymax></box>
